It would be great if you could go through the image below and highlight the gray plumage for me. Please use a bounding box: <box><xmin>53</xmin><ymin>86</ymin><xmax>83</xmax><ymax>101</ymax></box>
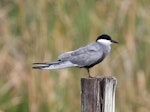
<box><xmin>59</xmin><ymin>42</ymin><xmax>110</xmax><ymax>68</ymax></box>
<box><xmin>32</xmin><ymin>34</ymin><xmax>118</xmax><ymax>77</ymax></box>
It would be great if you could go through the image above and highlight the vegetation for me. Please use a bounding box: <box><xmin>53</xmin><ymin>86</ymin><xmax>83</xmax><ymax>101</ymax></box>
<box><xmin>0</xmin><ymin>0</ymin><xmax>150</xmax><ymax>112</ymax></box>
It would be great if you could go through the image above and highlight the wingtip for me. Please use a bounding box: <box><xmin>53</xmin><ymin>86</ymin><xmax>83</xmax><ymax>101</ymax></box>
<box><xmin>32</xmin><ymin>66</ymin><xmax>37</xmax><ymax>69</ymax></box>
<box><xmin>32</xmin><ymin>63</ymin><xmax>41</xmax><ymax>69</ymax></box>
<box><xmin>32</xmin><ymin>62</ymin><xmax>42</xmax><ymax>65</ymax></box>
<box><xmin>32</xmin><ymin>66</ymin><xmax>42</xmax><ymax>69</ymax></box>
<box><xmin>32</xmin><ymin>63</ymin><xmax>50</xmax><ymax>69</ymax></box>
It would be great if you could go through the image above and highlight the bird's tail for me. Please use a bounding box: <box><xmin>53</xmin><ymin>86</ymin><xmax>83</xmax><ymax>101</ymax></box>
<box><xmin>32</xmin><ymin>61</ymin><xmax>77</xmax><ymax>70</ymax></box>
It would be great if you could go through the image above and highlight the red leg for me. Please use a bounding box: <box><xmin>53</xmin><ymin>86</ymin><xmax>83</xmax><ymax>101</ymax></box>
<box><xmin>87</xmin><ymin>68</ymin><xmax>92</xmax><ymax>78</ymax></box>
<box><xmin>87</xmin><ymin>68</ymin><xmax>95</xmax><ymax>78</ymax></box>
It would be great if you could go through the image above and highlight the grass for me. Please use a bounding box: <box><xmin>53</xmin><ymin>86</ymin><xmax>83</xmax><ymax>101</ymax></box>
<box><xmin>0</xmin><ymin>0</ymin><xmax>150</xmax><ymax>112</ymax></box>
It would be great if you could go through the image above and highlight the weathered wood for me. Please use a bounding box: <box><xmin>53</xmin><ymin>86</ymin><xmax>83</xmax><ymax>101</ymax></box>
<box><xmin>81</xmin><ymin>76</ymin><xmax>117</xmax><ymax>112</ymax></box>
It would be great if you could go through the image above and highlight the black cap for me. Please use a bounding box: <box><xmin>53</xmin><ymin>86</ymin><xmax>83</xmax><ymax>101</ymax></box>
<box><xmin>96</xmin><ymin>34</ymin><xmax>112</xmax><ymax>41</ymax></box>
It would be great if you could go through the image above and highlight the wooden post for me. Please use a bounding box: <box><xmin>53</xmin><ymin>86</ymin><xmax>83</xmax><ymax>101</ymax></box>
<box><xmin>81</xmin><ymin>76</ymin><xmax>117</xmax><ymax>112</ymax></box>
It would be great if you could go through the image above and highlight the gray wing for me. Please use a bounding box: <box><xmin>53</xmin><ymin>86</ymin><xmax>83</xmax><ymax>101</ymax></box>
<box><xmin>58</xmin><ymin>42</ymin><xmax>105</xmax><ymax>67</ymax></box>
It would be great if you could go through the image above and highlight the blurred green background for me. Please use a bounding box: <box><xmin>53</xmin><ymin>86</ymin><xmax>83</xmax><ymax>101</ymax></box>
<box><xmin>0</xmin><ymin>0</ymin><xmax>150</xmax><ymax>112</ymax></box>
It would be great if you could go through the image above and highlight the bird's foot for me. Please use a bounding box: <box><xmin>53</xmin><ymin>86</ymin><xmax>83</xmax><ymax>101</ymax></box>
<box><xmin>88</xmin><ymin>75</ymin><xmax>96</xmax><ymax>78</ymax></box>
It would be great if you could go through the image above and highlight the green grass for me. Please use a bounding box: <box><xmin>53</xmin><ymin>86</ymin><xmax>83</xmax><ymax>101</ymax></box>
<box><xmin>0</xmin><ymin>0</ymin><xmax>150</xmax><ymax>112</ymax></box>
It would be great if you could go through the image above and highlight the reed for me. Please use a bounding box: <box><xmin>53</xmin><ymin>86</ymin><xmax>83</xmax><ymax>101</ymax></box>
<box><xmin>0</xmin><ymin>0</ymin><xmax>150</xmax><ymax>112</ymax></box>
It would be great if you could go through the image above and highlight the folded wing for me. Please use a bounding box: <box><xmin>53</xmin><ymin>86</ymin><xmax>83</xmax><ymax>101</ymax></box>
<box><xmin>58</xmin><ymin>42</ymin><xmax>105</xmax><ymax>67</ymax></box>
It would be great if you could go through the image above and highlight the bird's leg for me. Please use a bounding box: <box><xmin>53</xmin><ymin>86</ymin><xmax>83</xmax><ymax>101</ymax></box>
<box><xmin>87</xmin><ymin>68</ymin><xmax>95</xmax><ymax>78</ymax></box>
<box><xmin>87</xmin><ymin>68</ymin><xmax>92</xmax><ymax>78</ymax></box>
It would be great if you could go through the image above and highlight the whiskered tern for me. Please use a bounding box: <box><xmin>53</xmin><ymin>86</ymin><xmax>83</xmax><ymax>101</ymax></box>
<box><xmin>32</xmin><ymin>34</ymin><xmax>118</xmax><ymax>77</ymax></box>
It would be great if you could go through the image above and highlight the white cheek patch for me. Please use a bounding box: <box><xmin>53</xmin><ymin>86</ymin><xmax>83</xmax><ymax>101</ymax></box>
<box><xmin>97</xmin><ymin>39</ymin><xmax>112</xmax><ymax>45</ymax></box>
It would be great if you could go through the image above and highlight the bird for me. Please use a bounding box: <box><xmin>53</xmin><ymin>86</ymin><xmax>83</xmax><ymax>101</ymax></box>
<box><xmin>32</xmin><ymin>34</ymin><xmax>118</xmax><ymax>77</ymax></box>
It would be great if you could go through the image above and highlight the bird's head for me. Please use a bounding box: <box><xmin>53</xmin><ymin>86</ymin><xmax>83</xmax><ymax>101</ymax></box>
<box><xmin>96</xmin><ymin>34</ymin><xmax>119</xmax><ymax>45</ymax></box>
